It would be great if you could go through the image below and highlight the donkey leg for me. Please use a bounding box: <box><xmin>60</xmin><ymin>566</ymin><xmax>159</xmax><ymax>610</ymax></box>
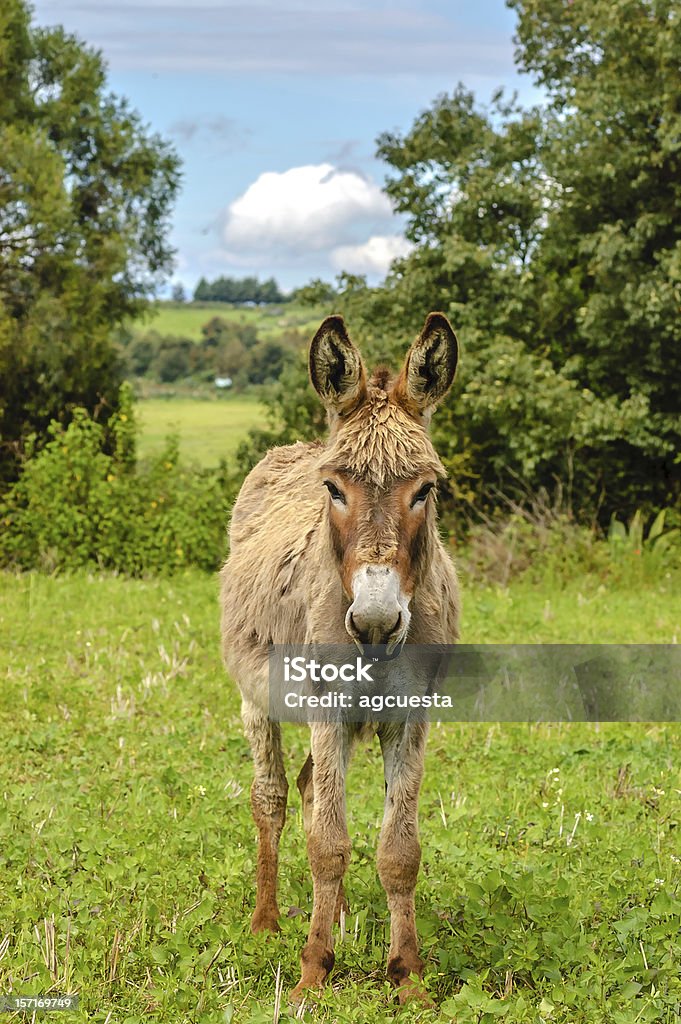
<box><xmin>297</xmin><ymin>752</ymin><xmax>349</xmax><ymax>924</ymax></box>
<box><xmin>377</xmin><ymin>720</ymin><xmax>431</xmax><ymax>1005</ymax></box>
<box><xmin>291</xmin><ymin>724</ymin><xmax>352</xmax><ymax>1002</ymax></box>
<box><xmin>242</xmin><ymin>699</ymin><xmax>288</xmax><ymax>934</ymax></box>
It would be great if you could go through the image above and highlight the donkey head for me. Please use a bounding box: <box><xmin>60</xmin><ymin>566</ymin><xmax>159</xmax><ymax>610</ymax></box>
<box><xmin>310</xmin><ymin>312</ymin><xmax>458</xmax><ymax>651</ymax></box>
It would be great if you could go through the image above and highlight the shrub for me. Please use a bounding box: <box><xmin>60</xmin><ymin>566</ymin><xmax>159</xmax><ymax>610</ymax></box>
<box><xmin>154</xmin><ymin>340</ymin><xmax>192</xmax><ymax>383</ymax></box>
<box><xmin>458</xmin><ymin>496</ymin><xmax>610</xmax><ymax>588</ymax></box>
<box><xmin>458</xmin><ymin>495</ymin><xmax>681</xmax><ymax>589</ymax></box>
<box><xmin>0</xmin><ymin>387</ymin><xmax>236</xmax><ymax>574</ymax></box>
<box><xmin>607</xmin><ymin>508</ymin><xmax>680</xmax><ymax>570</ymax></box>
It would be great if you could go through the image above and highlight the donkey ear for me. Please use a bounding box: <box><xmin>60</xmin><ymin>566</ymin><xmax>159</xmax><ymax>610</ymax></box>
<box><xmin>394</xmin><ymin>312</ymin><xmax>458</xmax><ymax>418</ymax></box>
<box><xmin>309</xmin><ymin>315</ymin><xmax>367</xmax><ymax>415</ymax></box>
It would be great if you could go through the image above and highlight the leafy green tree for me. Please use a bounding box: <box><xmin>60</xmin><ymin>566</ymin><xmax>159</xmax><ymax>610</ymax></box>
<box><xmin>192</xmin><ymin>275</ymin><xmax>286</xmax><ymax>303</ymax></box>
<box><xmin>242</xmin><ymin>340</ymin><xmax>291</xmax><ymax>386</ymax></box>
<box><xmin>375</xmin><ymin>87</ymin><xmax>548</xmax><ymax>344</ymax></box>
<box><xmin>154</xmin><ymin>339</ymin><xmax>192</xmax><ymax>383</ymax></box>
<box><xmin>217</xmin><ymin>337</ymin><xmax>249</xmax><ymax>378</ymax></box>
<box><xmin>0</xmin><ymin>0</ymin><xmax>180</xmax><ymax>481</ymax></box>
<box><xmin>509</xmin><ymin>0</ymin><xmax>681</xmax><ymax>415</ymax></box>
<box><xmin>257</xmin><ymin>277</ymin><xmax>285</xmax><ymax>304</ymax></box>
<box><xmin>289</xmin><ymin>278</ymin><xmax>337</xmax><ymax>306</ymax></box>
<box><xmin>200</xmin><ymin>317</ymin><xmax>257</xmax><ymax>350</ymax></box>
<box><xmin>194</xmin><ymin>277</ymin><xmax>210</xmax><ymax>301</ymax></box>
<box><xmin>127</xmin><ymin>336</ymin><xmax>156</xmax><ymax>377</ymax></box>
<box><xmin>336</xmin><ymin>3</ymin><xmax>681</xmax><ymax>519</ymax></box>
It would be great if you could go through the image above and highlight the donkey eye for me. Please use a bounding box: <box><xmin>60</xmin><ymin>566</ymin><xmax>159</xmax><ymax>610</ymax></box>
<box><xmin>323</xmin><ymin>479</ymin><xmax>346</xmax><ymax>505</ymax></box>
<box><xmin>411</xmin><ymin>482</ymin><xmax>435</xmax><ymax>508</ymax></box>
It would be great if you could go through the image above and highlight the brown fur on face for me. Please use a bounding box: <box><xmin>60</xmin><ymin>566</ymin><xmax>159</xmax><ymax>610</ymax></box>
<box><xmin>316</xmin><ymin>361</ymin><xmax>447</xmax><ymax>607</ymax></box>
<box><xmin>319</xmin><ymin>463</ymin><xmax>438</xmax><ymax>604</ymax></box>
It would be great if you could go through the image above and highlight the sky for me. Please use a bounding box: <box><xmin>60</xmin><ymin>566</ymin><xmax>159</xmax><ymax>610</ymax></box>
<box><xmin>32</xmin><ymin>0</ymin><xmax>542</xmax><ymax>294</ymax></box>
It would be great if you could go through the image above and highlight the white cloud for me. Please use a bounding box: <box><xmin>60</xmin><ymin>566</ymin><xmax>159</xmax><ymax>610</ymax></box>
<box><xmin>330</xmin><ymin>234</ymin><xmax>413</xmax><ymax>276</ymax></box>
<box><xmin>195</xmin><ymin>163</ymin><xmax>411</xmax><ymax>285</ymax></box>
<box><xmin>221</xmin><ymin>163</ymin><xmax>394</xmax><ymax>256</ymax></box>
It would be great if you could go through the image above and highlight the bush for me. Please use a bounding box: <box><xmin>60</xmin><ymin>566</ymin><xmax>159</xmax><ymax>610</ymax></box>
<box><xmin>0</xmin><ymin>386</ymin><xmax>236</xmax><ymax>574</ymax></box>
<box><xmin>458</xmin><ymin>495</ymin><xmax>681</xmax><ymax>589</ymax></box>
<box><xmin>155</xmin><ymin>343</ymin><xmax>191</xmax><ymax>383</ymax></box>
<box><xmin>459</xmin><ymin>508</ymin><xmax>609</xmax><ymax>588</ymax></box>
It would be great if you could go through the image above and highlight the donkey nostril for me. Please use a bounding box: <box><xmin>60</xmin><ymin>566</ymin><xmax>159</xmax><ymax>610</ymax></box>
<box><xmin>349</xmin><ymin>613</ymin><xmax>368</xmax><ymax>642</ymax></box>
<box><xmin>349</xmin><ymin>611</ymin><xmax>402</xmax><ymax>646</ymax></box>
<box><xmin>349</xmin><ymin>613</ymin><xmax>372</xmax><ymax>645</ymax></box>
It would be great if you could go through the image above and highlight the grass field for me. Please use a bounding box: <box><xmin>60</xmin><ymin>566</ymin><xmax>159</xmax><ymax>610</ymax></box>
<box><xmin>134</xmin><ymin>302</ymin><xmax>326</xmax><ymax>343</ymax></box>
<box><xmin>1</xmin><ymin>566</ymin><xmax>680</xmax><ymax>1022</ymax></box>
<box><xmin>136</xmin><ymin>396</ymin><xmax>265</xmax><ymax>466</ymax></box>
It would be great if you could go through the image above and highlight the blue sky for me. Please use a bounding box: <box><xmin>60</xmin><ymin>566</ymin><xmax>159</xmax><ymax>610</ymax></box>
<box><xmin>32</xmin><ymin>0</ymin><xmax>542</xmax><ymax>293</ymax></box>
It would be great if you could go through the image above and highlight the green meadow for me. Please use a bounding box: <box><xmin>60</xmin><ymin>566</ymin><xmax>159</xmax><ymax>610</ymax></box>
<box><xmin>135</xmin><ymin>301</ymin><xmax>325</xmax><ymax>343</ymax></box>
<box><xmin>1</xmin><ymin>565</ymin><xmax>679</xmax><ymax>1023</ymax></box>
<box><xmin>136</xmin><ymin>396</ymin><xmax>265</xmax><ymax>466</ymax></box>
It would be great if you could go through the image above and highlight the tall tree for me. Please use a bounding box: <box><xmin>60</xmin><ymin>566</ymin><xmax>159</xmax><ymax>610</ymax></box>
<box><xmin>360</xmin><ymin>2</ymin><xmax>681</xmax><ymax>517</ymax></box>
<box><xmin>510</xmin><ymin>0</ymin><xmax>681</xmax><ymax>413</ymax></box>
<box><xmin>0</xmin><ymin>0</ymin><xmax>180</xmax><ymax>480</ymax></box>
<box><xmin>376</xmin><ymin>87</ymin><xmax>547</xmax><ymax>343</ymax></box>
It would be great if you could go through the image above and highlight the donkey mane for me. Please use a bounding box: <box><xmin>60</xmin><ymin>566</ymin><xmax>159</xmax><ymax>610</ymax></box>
<box><xmin>324</xmin><ymin>374</ymin><xmax>446</xmax><ymax>487</ymax></box>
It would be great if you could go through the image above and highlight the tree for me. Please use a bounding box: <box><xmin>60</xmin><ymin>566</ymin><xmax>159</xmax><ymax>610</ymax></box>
<box><xmin>191</xmin><ymin>274</ymin><xmax>286</xmax><ymax>304</ymax></box>
<box><xmin>258</xmin><ymin>277</ymin><xmax>286</xmax><ymax>304</ymax></box>
<box><xmin>375</xmin><ymin>87</ymin><xmax>549</xmax><ymax>343</ymax></box>
<box><xmin>243</xmin><ymin>339</ymin><xmax>291</xmax><ymax>385</ymax></box>
<box><xmin>356</xmin><ymin>3</ymin><xmax>681</xmax><ymax>519</ymax></box>
<box><xmin>509</xmin><ymin>0</ymin><xmax>681</xmax><ymax>415</ymax></box>
<box><xmin>200</xmin><ymin>317</ymin><xmax>257</xmax><ymax>350</ymax></box>
<box><xmin>194</xmin><ymin>277</ymin><xmax>210</xmax><ymax>301</ymax></box>
<box><xmin>127</xmin><ymin>335</ymin><xmax>156</xmax><ymax>377</ymax></box>
<box><xmin>171</xmin><ymin>282</ymin><xmax>186</xmax><ymax>303</ymax></box>
<box><xmin>289</xmin><ymin>278</ymin><xmax>337</xmax><ymax>306</ymax></box>
<box><xmin>155</xmin><ymin>343</ymin><xmax>191</xmax><ymax>383</ymax></box>
<box><xmin>0</xmin><ymin>0</ymin><xmax>180</xmax><ymax>481</ymax></box>
<box><xmin>217</xmin><ymin>337</ymin><xmax>249</xmax><ymax>377</ymax></box>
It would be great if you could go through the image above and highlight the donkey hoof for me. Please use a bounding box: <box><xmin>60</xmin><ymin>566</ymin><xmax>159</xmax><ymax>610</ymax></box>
<box><xmin>396</xmin><ymin>982</ymin><xmax>434</xmax><ymax>1007</ymax></box>
<box><xmin>289</xmin><ymin>981</ymin><xmax>312</xmax><ymax>1006</ymax></box>
<box><xmin>290</xmin><ymin>946</ymin><xmax>335</xmax><ymax>1002</ymax></box>
<box><xmin>289</xmin><ymin>976</ymin><xmax>327</xmax><ymax>1006</ymax></box>
<box><xmin>388</xmin><ymin>955</ymin><xmax>432</xmax><ymax>1005</ymax></box>
<box><xmin>250</xmin><ymin>907</ymin><xmax>280</xmax><ymax>934</ymax></box>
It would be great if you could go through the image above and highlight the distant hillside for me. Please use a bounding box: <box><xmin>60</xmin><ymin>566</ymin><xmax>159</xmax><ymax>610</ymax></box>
<box><xmin>133</xmin><ymin>301</ymin><xmax>326</xmax><ymax>343</ymax></box>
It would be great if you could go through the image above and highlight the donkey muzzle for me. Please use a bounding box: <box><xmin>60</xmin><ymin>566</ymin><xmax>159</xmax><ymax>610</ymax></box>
<box><xmin>345</xmin><ymin>565</ymin><xmax>411</xmax><ymax>652</ymax></box>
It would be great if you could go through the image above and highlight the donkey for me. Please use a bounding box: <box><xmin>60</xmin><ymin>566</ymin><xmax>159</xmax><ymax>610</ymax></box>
<box><xmin>220</xmin><ymin>312</ymin><xmax>460</xmax><ymax>1004</ymax></box>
